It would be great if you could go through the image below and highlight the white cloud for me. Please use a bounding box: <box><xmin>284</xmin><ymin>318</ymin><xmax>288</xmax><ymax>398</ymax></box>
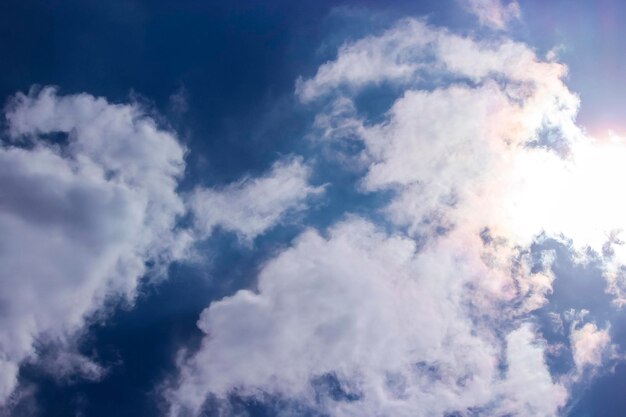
<box><xmin>166</xmin><ymin>14</ymin><xmax>626</xmax><ymax>417</ymax></box>
<box><xmin>295</xmin><ymin>19</ymin><xmax>437</xmax><ymax>103</ymax></box>
<box><xmin>459</xmin><ymin>0</ymin><xmax>521</xmax><ymax>30</ymax></box>
<box><xmin>187</xmin><ymin>157</ymin><xmax>324</xmax><ymax>243</ymax></box>
<box><xmin>301</xmin><ymin>18</ymin><xmax>626</xmax><ymax>277</ymax></box>
<box><xmin>0</xmin><ymin>87</ymin><xmax>325</xmax><ymax>406</ymax></box>
<box><xmin>498</xmin><ymin>325</ymin><xmax>567</xmax><ymax>417</ymax></box>
<box><xmin>296</xmin><ymin>18</ymin><xmax>575</xmax><ymax>120</ymax></box>
<box><xmin>570</xmin><ymin>322</ymin><xmax>613</xmax><ymax>372</ymax></box>
<box><xmin>167</xmin><ymin>219</ymin><xmax>566</xmax><ymax>417</ymax></box>
<box><xmin>302</xmin><ymin>19</ymin><xmax>580</xmax><ymax>247</ymax></box>
<box><xmin>0</xmin><ymin>87</ymin><xmax>190</xmax><ymax>404</ymax></box>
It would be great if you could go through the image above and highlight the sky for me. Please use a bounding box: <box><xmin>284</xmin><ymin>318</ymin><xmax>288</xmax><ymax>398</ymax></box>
<box><xmin>3</xmin><ymin>1</ymin><xmax>626</xmax><ymax>416</ymax></box>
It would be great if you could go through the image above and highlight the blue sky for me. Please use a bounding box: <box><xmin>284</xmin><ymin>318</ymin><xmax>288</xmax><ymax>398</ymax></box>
<box><xmin>2</xmin><ymin>1</ymin><xmax>626</xmax><ymax>417</ymax></box>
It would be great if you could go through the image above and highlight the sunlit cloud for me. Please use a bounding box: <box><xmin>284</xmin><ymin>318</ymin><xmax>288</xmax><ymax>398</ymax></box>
<box><xmin>188</xmin><ymin>157</ymin><xmax>324</xmax><ymax>243</ymax></box>
<box><xmin>0</xmin><ymin>87</ymin><xmax>190</xmax><ymax>404</ymax></box>
<box><xmin>166</xmin><ymin>15</ymin><xmax>626</xmax><ymax>417</ymax></box>
<box><xmin>3</xmin><ymin>3</ymin><xmax>626</xmax><ymax>417</ymax></box>
<box><xmin>0</xmin><ymin>88</ymin><xmax>322</xmax><ymax>406</ymax></box>
<box><xmin>459</xmin><ymin>0</ymin><xmax>521</xmax><ymax>30</ymax></box>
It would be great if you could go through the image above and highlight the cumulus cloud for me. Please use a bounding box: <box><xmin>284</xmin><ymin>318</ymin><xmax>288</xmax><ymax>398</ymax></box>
<box><xmin>0</xmin><ymin>87</ymin><xmax>190</xmax><ymax>404</ymax></box>
<box><xmin>301</xmin><ymin>18</ymin><xmax>580</xmax><ymax>249</ymax></box>
<box><xmin>570</xmin><ymin>322</ymin><xmax>613</xmax><ymax>372</ymax></box>
<box><xmin>459</xmin><ymin>0</ymin><xmax>521</xmax><ymax>30</ymax></box>
<box><xmin>0</xmin><ymin>86</ymin><xmax>326</xmax><ymax>406</ymax></box>
<box><xmin>301</xmin><ymin>17</ymin><xmax>626</xmax><ymax>283</ymax></box>
<box><xmin>296</xmin><ymin>17</ymin><xmax>573</xmax><ymax>109</ymax></box>
<box><xmin>500</xmin><ymin>324</ymin><xmax>568</xmax><ymax>416</ymax></box>
<box><xmin>167</xmin><ymin>15</ymin><xmax>626</xmax><ymax>417</ymax></box>
<box><xmin>187</xmin><ymin>157</ymin><xmax>324</xmax><ymax>242</ymax></box>
<box><xmin>295</xmin><ymin>19</ymin><xmax>437</xmax><ymax>103</ymax></box>
<box><xmin>168</xmin><ymin>219</ymin><xmax>565</xmax><ymax>417</ymax></box>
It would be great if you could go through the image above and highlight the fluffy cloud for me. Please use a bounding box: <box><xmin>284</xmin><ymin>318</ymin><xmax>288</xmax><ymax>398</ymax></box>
<box><xmin>167</xmin><ymin>14</ymin><xmax>626</xmax><ymax>417</ymax></box>
<box><xmin>295</xmin><ymin>19</ymin><xmax>436</xmax><ymax>103</ymax></box>
<box><xmin>296</xmin><ymin>18</ymin><xmax>565</xmax><ymax>104</ymax></box>
<box><xmin>188</xmin><ymin>157</ymin><xmax>324</xmax><ymax>242</ymax></box>
<box><xmin>304</xmin><ymin>18</ymin><xmax>580</xmax><ymax>294</ymax></box>
<box><xmin>303</xmin><ymin>17</ymin><xmax>626</xmax><ymax>283</ymax></box>
<box><xmin>168</xmin><ymin>219</ymin><xmax>565</xmax><ymax>417</ymax></box>
<box><xmin>570</xmin><ymin>322</ymin><xmax>613</xmax><ymax>372</ymax></box>
<box><xmin>0</xmin><ymin>86</ymin><xmax>325</xmax><ymax>406</ymax></box>
<box><xmin>0</xmin><ymin>87</ymin><xmax>190</xmax><ymax>404</ymax></box>
<box><xmin>459</xmin><ymin>0</ymin><xmax>521</xmax><ymax>30</ymax></box>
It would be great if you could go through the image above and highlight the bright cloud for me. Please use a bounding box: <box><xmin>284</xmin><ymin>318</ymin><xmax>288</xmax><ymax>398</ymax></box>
<box><xmin>459</xmin><ymin>0</ymin><xmax>521</xmax><ymax>30</ymax></box>
<box><xmin>188</xmin><ymin>157</ymin><xmax>324</xmax><ymax>243</ymax></box>
<box><xmin>167</xmin><ymin>14</ymin><xmax>626</xmax><ymax>417</ymax></box>
<box><xmin>295</xmin><ymin>19</ymin><xmax>437</xmax><ymax>103</ymax></box>
<box><xmin>168</xmin><ymin>219</ymin><xmax>565</xmax><ymax>417</ymax></box>
<box><xmin>0</xmin><ymin>87</ymin><xmax>191</xmax><ymax>404</ymax></box>
<box><xmin>2</xmin><ymin>6</ymin><xmax>619</xmax><ymax>417</ymax></box>
<box><xmin>570</xmin><ymin>322</ymin><xmax>613</xmax><ymax>372</ymax></box>
<box><xmin>0</xmin><ymin>87</ymin><xmax>325</xmax><ymax>405</ymax></box>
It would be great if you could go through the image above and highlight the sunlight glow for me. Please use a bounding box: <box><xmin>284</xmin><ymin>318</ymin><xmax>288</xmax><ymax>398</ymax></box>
<box><xmin>506</xmin><ymin>133</ymin><xmax>626</xmax><ymax>256</ymax></box>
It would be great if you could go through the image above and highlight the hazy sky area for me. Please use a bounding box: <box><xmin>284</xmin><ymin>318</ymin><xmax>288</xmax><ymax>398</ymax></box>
<box><xmin>3</xmin><ymin>1</ymin><xmax>626</xmax><ymax>417</ymax></box>
<box><xmin>519</xmin><ymin>0</ymin><xmax>626</xmax><ymax>136</ymax></box>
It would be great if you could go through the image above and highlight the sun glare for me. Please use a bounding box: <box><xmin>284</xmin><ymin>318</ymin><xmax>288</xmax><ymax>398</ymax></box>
<box><xmin>504</xmin><ymin>132</ymin><xmax>626</xmax><ymax>257</ymax></box>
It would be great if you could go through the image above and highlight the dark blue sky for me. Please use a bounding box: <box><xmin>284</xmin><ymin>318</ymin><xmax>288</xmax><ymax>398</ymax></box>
<box><xmin>2</xmin><ymin>2</ymin><xmax>432</xmax><ymax>416</ymax></box>
<box><xmin>3</xmin><ymin>1</ymin><xmax>626</xmax><ymax>417</ymax></box>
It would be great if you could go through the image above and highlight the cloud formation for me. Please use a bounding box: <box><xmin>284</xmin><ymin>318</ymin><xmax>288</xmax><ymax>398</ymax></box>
<box><xmin>168</xmin><ymin>219</ymin><xmax>566</xmax><ymax>417</ymax></box>
<box><xmin>459</xmin><ymin>0</ymin><xmax>521</xmax><ymax>29</ymax></box>
<box><xmin>570</xmin><ymin>322</ymin><xmax>613</xmax><ymax>372</ymax></box>
<box><xmin>0</xmin><ymin>87</ymin><xmax>190</xmax><ymax>404</ymax></box>
<box><xmin>301</xmin><ymin>16</ymin><xmax>626</xmax><ymax>289</ymax></box>
<box><xmin>167</xmin><ymin>16</ymin><xmax>618</xmax><ymax>417</ymax></box>
<box><xmin>3</xmin><ymin>7</ymin><xmax>624</xmax><ymax>417</ymax></box>
<box><xmin>188</xmin><ymin>157</ymin><xmax>323</xmax><ymax>243</ymax></box>
<box><xmin>0</xmin><ymin>87</ymin><xmax>325</xmax><ymax>406</ymax></box>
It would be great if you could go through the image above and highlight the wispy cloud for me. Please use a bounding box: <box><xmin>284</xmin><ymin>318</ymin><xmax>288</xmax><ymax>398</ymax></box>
<box><xmin>187</xmin><ymin>157</ymin><xmax>324</xmax><ymax>243</ymax></box>
<box><xmin>570</xmin><ymin>322</ymin><xmax>614</xmax><ymax>372</ymax></box>
<box><xmin>459</xmin><ymin>0</ymin><xmax>521</xmax><ymax>30</ymax></box>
